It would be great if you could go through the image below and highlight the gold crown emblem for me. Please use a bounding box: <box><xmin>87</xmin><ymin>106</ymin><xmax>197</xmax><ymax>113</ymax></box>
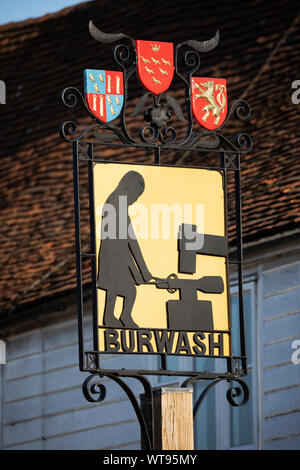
<box><xmin>151</xmin><ymin>43</ymin><xmax>160</xmax><ymax>52</ymax></box>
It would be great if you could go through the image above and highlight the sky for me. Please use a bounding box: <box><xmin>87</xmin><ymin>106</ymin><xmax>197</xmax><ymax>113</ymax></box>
<box><xmin>0</xmin><ymin>0</ymin><xmax>91</xmax><ymax>25</ymax></box>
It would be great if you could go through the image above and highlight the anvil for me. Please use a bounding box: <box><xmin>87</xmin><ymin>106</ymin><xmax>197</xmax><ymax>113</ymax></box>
<box><xmin>155</xmin><ymin>275</ymin><xmax>224</xmax><ymax>330</ymax></box>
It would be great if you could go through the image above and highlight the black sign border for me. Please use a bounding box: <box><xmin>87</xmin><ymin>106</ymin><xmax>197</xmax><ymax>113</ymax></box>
<box><xmin>72</xmin><ymin>145</ymin><xmax>246</xmax><ymax>380</ymax></box>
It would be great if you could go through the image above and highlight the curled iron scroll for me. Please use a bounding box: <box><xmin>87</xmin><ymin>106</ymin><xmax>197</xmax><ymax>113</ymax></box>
<box><xmin>82</xmin><ymin>373</ymin><xmax>154</xmax><ymax>450</ymax></box>
<box><xmin>82</xmin><ymin>375</ymin><xmax>107</xmax><ymax>402</ymax></box>
<box><xmin>226</xmin><ymin>379</ymin><xmax>250</xmax><ymax>407</ymax></box>
<box><xmin>181</xmin><ymin>376</ymin><xmax>249</xmax><ymax>421</ymax></box>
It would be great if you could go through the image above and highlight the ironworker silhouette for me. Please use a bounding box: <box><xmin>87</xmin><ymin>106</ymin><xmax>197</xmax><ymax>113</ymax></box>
<box><xmin>97</xmin><ymin>171</ymin><xmax>152</xmax><ymax>328</ymax></box>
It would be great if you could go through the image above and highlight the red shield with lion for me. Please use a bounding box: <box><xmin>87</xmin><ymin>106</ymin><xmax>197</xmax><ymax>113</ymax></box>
<box><xmin>191</xmin><ymin>77</ymin><xmax>227</xmax><ymax>130</ymax></box>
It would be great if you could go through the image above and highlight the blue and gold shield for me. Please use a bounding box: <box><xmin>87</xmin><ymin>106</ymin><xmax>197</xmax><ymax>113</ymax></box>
<box><xmin>84</xmin><ymin>69</ymin><xmax>124</xmax><ymax>123</ymax></box>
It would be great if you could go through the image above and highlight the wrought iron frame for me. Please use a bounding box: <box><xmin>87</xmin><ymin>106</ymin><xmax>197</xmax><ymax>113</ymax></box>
<box><xmin>60</xmin><ymin>23</ymin><xmax>252</xmax><ymax>450</ymax></box>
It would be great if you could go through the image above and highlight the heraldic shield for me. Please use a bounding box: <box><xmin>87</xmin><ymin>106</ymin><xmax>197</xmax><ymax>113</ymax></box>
<box><xmin>84</xmin><ymin>69</ymin><xmax>124</xmax><ymax>123</ymax></box>
<box><xmin>191</xmin><ymin>77</ymin><xmax>227</xmax><ymax>130</ymax></box>
<box><xmin>136</xmin><ymin>40</ymin><xmax>174</xmax><ymax>94</ymax></box>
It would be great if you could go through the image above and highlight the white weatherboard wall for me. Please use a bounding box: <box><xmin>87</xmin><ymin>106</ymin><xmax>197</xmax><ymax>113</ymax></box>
<box><xmin>0</xmin><ymin>317</ymin><xmax>157</xmax><ymax>450</ymax></box>
<box><xmin>258</xmin><ymin>253</ymin><xmax>300</xmax><ymax>450</ymax></box>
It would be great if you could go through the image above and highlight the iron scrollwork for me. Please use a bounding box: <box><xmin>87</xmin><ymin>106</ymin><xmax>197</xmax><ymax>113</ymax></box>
<box><xmin>181</xmin><ymin>375</ymin><xmax>249</xmax><ymax>421</ymax></box>
<box><xmin>60</xmin><ymin>22</ymin><xmax>252</xmax><ymax>153</ymax></box>
<box><xmin>82</xmin><ymin>373</ymin><xmax>154</xmax><ymax>450</ymax></box>
<box><xmin>82</xmin><ymin>371</ymin><xmax>249</xmax><ymax>449</ymax></box>
<box><xmin>82</xmin><ymin>374</ymin><xmax>107</xmax><ymax>403</ymax></box>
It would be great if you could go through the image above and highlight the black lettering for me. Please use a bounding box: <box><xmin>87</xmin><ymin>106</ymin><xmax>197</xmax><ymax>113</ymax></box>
<box><xmin>154</xmin><ymin>330</ymin><xmax>175</xmax><ymax>354</ymax></box>
<box><xmin>192</xmin><ymin>332</ymin><xmax>207</xmax><ymax>355</ymax></box>
<box><xmin>137</xmin><ymin>329</ymin><xmax>154</xmax><ymax>353</ymax></box>
<box><xmin>121</xmin><ymin>329</ymin><xmax>135</xmax><ymax>352</ymax></box>
<box><xmin>175</xmin><ymin>331</ymin><xmax>192</xmax><ymax>355</ymax></box>
<box><xmin>209</xmin><ymin>333</ymin><xmax>224</xmax><ymax>356</ymax></box>
<box><xmin>104</xmin><ymin>329</ymin><xmax>120</xmax><ymax>352</ymax></box>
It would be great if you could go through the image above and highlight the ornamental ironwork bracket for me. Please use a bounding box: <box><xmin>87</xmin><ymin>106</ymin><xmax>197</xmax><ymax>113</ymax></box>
<box><xmin>83</xmin><ymin>373</ymin><xmax>155</xmax><ymax>450</ymax></box>
<box><xmin>82</xmin><ymin>371</ymin><xmax>249</xmax><ymax>450</ymax></box>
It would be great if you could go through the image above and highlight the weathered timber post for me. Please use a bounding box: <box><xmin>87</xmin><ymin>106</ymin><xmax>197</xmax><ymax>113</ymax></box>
<box><xmin>141</xmin><ymin>386</ymin><xmax>194</xmax><ymax>450</ymax></box>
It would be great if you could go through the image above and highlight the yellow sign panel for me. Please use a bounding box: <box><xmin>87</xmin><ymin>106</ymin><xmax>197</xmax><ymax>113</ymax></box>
<box><xmin>94</xmin><ymin>162</ymin><xmax>231</xmax><ymax>357</ymax></box>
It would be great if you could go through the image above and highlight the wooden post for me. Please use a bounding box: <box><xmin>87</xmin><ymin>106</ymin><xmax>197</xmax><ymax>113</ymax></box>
<box><xmin>141</xmin><ymin>386</ymin><xmax>194</xmax><ymax>450</ymax></box>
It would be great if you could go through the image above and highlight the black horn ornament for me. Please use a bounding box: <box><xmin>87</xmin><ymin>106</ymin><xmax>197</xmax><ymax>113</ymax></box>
<box><xmin>184</xmin><ymin>30</ymin><xmax>220</xmax><ymax>52</ymax></box>
<box><xmin>89</xmin><ymin>20</ymin><xmax>127</xmax><ymax>43</ymax></box>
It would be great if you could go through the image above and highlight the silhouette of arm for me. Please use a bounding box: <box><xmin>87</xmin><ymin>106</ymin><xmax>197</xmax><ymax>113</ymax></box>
<box><xmin>128</xmin><ymin>259</ymin><xmax>144</xmax><ymax>285</ymax></box>
<box><xmin>128</xmin><ymin>238</ymin><xmax>152</xmax><ymax>282</ymax></box>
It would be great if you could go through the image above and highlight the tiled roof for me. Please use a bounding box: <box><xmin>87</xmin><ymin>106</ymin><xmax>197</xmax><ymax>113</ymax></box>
<box><xmin>0</xmin><ymin>0</ymin><xmax>299</xmax><ymax>315</ymax></box>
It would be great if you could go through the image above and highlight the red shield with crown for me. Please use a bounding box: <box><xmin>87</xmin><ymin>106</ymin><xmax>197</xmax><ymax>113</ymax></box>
<box><xmin>191</xmin><ymin>77</ymin><xmax>227</xmax><ymax>130</ymax></box>
<box><xmin>136</xmin><ymin>40</ymin><xmax>174</xmax><ymax>95</ymax></box>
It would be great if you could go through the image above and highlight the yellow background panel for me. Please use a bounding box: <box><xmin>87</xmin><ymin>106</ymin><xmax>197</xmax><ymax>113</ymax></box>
<box><xmin>93</xmin><ymin>163</ymin><xmax>230</xmax><ymax>356</ymax></box>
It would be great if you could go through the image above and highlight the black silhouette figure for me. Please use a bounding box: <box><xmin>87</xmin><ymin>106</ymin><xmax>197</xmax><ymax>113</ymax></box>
<box><xmin>97</xmin><ymin>171</ymin><xmax>152</xmax><ymax>328</ymax></box>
